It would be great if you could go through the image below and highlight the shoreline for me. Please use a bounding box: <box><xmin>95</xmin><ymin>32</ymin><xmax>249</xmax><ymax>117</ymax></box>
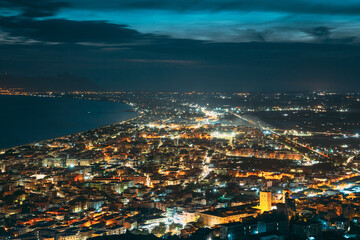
<box><xmin>1</xmin><ymin>114</ymin><xmax>141</xmax><ymax>153</ymax></box>
<box><xmin>0</xmin><ymin>95</ymin><xmax>140</xmax><ymax>152</ymax></box>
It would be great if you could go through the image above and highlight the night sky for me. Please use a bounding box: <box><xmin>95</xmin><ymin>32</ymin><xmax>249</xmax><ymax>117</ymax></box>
<box><xmin>1</xmin><ymin>0</ymin><xmax>360</xmax><ymax>91</ymax></box>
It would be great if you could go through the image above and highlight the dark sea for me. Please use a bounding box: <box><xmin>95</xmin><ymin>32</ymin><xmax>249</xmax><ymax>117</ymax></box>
<box><xmin>0</xmin><ymin>95</ymin><xmax>137</xmax><ymax>149</ymax></box>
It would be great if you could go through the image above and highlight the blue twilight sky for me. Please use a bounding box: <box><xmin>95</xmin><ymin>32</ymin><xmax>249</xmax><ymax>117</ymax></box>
<box><xmin>1</xmin><ymin>0</ymin><xmax>360</xmax><ymax>91</ymax></box>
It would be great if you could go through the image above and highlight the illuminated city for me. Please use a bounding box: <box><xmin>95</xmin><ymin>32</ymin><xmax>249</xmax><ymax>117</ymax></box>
<box><xmin>0</xmin><ymin>91</ymin><xmax>360</xmax><ymax>239</ymax></box>
<box><xmin>2</xmin><ymin>0</ymin><xmax>360</xmax><ymax>240</ymax></box>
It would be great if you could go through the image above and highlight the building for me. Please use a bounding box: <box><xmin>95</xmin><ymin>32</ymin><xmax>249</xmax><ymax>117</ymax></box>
<box><xmin>257</xmin><ymin>213</ymin><xmax>288</xmax><ymax>235</ymax></box>
<box><xmin>282</xmin><ymin>189</ymin><xmax>291</xmax><ymax>204</ymax></box>
<box><xmin>220</xmin><ymin>219</ymin><xmax>258</xmax><ymax>240</ymax></box>
<box><xmin>106</xmin><ymin>225</ymin><xmax>126</xmax><ymax>235</ymax></box>
<box><xmin>200</xmin><ymin>205</ymin><xmax>258</xmax><ymax>227</ymax></box>
<box><xmin>260</xmin><ymin>191</ymin><xmax>272</xmax><ymax>213</ymax></box>
<box><xmin>291</xmin><ymin>221</ymin><xmax>321</xmax><ymax>239</ymax></box>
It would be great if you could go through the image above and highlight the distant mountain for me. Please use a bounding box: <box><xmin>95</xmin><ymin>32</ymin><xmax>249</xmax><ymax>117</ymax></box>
<box><xmin>0</xmin><ymin>73</ymin><xmax>102</xmax><ymax>91</ymax></box>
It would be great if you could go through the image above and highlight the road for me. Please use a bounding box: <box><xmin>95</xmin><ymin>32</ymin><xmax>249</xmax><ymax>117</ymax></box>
<box><xmin>232</xmin><ymin>112</ymin><xmax>329</xmax><ymax>161</ymax></box>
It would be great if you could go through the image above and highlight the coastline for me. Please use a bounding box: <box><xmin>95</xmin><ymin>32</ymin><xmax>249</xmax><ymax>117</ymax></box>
<box><xmin>0</xmin><ymin>95</ymin><xmax>139</xmax><ymax>151</ymax></box>
<box><xmin>1</xmin><ymin>114</ymin><xmax>141</xmax><ymax>153</ymax></box>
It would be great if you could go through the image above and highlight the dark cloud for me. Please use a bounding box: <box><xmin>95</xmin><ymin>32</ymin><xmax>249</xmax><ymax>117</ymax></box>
<box><xmin>305</xmin><ymin>26</ymin><xmax>333</xmax><ymax>43</ymax></box>
<box><xmin>0</xmin><ymin>17</ymin><xmax>145</xmax><ymax>44</ymax></box>
<box><xmin>305</xmin><ymin>26</ymin><xmax>357</xmax><ymax>44</ymax></box>
<box><xmin>0</xmin><ymin>16</ymin><xmax>206</xmax><ymax>48</ymax></box>
<box><xmin>307</xmin><ymin>26</ymin><xmax>331</xmax><ymax>39</ymax></box>
<box><xmin>243</xmin><ymin>29</ymin><xmax>268</xmax><ymax>42</ymax></box>
<box><xmin>69</xmin><ymin>0</ymin><xmax>360</xmax><ymax>16</ymax></box>
<box><xmin>0</xmin><ymin>0</ymin><xmax>68</xmax><ymax>17</ymax></box>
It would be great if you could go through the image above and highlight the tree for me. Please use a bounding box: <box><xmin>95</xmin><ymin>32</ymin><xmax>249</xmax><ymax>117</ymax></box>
<box><xmin>194</xmin><ymin>218</ymin><xmax>205</xmax><ymax>229</ymax></box>
<box><xmin>131</xmin><ymin>228</ymin><xmax>150</xmax><ymax>235</ymax></box>
<box><xmin>169</xmin><ymin>223</ymin><xmax>183</xmax><ymax>231</ymax></box>
<box><xmin>151</xmin><ymin>222</ymin><xmax>167</xmax><ymax>236</ymax></box>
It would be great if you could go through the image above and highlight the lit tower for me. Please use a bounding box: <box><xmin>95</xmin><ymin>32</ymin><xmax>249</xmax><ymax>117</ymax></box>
<box><xmin>260</xmin><ymin>191</ymin><xmax>272</xmax><ymax>213</ymax></box>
